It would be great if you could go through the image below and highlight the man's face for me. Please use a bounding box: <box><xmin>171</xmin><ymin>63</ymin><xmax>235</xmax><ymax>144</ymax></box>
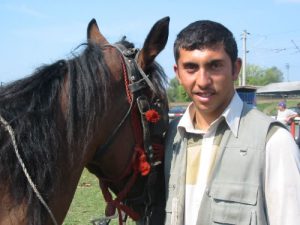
<box><xmin>174</xmin><ymin>44</ymin><xmax>241</xmax><ymax>122</ymax></box>
<box><xmin>278</xmin><ymin>105</ymin><xmax>285</xmax><ymax>111</ymax></box>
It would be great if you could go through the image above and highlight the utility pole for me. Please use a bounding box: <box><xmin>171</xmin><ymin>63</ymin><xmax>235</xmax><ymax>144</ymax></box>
<box><xmin>241</xmin><ymin>30</ymin><xmax>250</xmax><ymax>86</ymax></box>
<box><xmin>285</xmin><ymin>63</ymin><xmax>290</xmax><ymax>82</ymax></box>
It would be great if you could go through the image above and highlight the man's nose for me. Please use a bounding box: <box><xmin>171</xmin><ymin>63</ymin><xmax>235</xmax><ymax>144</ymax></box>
<box><xmin>196</xmin><ymin>69</ymin><xmax>212</xmax><ymax>88</ymax></box>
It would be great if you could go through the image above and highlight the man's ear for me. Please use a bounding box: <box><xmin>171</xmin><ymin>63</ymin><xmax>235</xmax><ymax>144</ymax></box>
<box><xmin>174</xmin><ymin>64</ymin><xmax>182</xmax><ymax>84</ymax></box>
<box><xmin>233</xmin><ymin>58</ymin><xmax>242</xmax><ymax>81</ymax></box>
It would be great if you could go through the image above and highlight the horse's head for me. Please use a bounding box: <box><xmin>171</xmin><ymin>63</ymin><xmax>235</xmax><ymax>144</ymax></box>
<box><xmin>85</xmin><ymin>17</ymin><xmax>170</xmax><ymax>224</ymax></box>
<box><xmin>0</xmin><ymin>16</ymin><xmax>169</xmax><ymax>225</ymax></box>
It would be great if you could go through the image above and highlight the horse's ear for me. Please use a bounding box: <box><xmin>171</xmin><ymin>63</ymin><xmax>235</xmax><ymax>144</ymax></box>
<box><xmin>87</xmin><ymin>18</ymin><xmax>109</xmax><ymax>45</ymax></box>
<box><xmin>138</xmin><ymin>17</ymin><xmax>170</xmax><ymax>71</ymax></box>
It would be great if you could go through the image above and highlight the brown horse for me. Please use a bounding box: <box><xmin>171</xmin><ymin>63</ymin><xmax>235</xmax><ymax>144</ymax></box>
<box><xmin>0</xmin><ymin>17</ymin><xmax>169</xmax><ymax>225</ymax></box>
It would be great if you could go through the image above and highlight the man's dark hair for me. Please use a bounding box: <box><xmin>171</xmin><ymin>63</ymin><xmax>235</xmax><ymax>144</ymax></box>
<box><xmin>174</xmin><ymin>20</ymin><xmax>238</xmax><ymax>64</ymax></box>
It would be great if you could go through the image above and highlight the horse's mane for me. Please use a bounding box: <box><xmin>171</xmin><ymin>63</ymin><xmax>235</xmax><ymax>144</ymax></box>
<box><xmin>0</xmin><ymin>37</ymin><xmax>167</xmax><ymax>224</ymax></box>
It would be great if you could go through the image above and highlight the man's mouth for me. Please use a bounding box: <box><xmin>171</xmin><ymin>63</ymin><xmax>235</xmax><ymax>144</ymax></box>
<box><xmin>193</xmin><ymin>91</ymin><xmax>215</xmax><ymax>103</ymax></box>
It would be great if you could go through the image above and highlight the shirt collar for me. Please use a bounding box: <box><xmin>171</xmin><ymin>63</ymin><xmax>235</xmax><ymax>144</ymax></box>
<box><xmin>177</xmin><ymin>91</ymin><xmax>243</xmax><ymax>137</ymax></box>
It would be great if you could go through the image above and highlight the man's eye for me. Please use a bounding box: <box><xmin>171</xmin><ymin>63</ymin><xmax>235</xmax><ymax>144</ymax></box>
<box><xmin>210</xmin><ymin>62</ymin><xmax>222</xmax><ymax>70</ymax></box>
<box><xmin>184</xmin><ymin>64</ymin><xmax>198</xmax><ymax>73</ymax></box>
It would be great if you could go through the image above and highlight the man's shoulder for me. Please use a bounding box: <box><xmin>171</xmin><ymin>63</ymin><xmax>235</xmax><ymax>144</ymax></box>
<box><xmin>243</xmin><ymin>105</ymin><xmax>275</xmax><ymax>123</ymax></box>
<box><xmin>240</xmin><ymin>105</ymin><xmax>285</xmax><ymax>140</ymax></box>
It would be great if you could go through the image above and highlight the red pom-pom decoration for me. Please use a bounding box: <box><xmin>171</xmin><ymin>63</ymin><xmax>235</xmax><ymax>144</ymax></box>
<box><xmin>139</xmin><ymin>160</ymin><xmax>151</xmax><ymax>176</ymax></box>
<box><xmin>135</xmin><ymin>147</ymin><xmax>151</xmax><ymax>176</ymax></box>
<box><xmin>145</xmin><ymin>109</ymin><xmax>160</xmax><ymax>123</ymax></box>
<box><xmin>138</xmin><ymin>151</ymin><xmax>150</xmax><ymax>176</ymax></box>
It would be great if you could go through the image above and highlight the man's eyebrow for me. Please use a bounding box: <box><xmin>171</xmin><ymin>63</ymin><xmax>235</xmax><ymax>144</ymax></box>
<box><xmin>207</xmin><ymin>59</ymin><xmax>223</xmax><ymax>64</ymax></box>
<box><xmin>182</xmin><ymin>62</ymin><xmax>199</xmax><ymax>67</ymax></box>
<box><xmin>182</xmin><ymin>59</ymin><xmax>223</xmax><ymax>66</ymax></box>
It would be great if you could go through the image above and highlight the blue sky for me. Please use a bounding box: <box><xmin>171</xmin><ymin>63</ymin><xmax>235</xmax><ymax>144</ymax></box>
<box><xmin>0</xmin><ymin>0</ymin><xmax>300</xmax><ymax>84</ymax></box>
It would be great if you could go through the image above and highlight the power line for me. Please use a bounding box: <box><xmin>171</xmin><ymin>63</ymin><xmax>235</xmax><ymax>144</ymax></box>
<box><xmin>291</xmin><ymin>40</ymin><xmax>300</xmax><ymax>53</ymax></box>
<box><xmin>250</xmin><ymin>29</ymin><xmax>300</xmax><ymax>39</ymax></box>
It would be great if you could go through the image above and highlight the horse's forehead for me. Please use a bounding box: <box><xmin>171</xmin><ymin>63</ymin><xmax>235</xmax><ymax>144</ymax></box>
<box><xmin>102</xmin><ymin>47</ymin><xmax>124</xmax><ymax>80</ymax></box>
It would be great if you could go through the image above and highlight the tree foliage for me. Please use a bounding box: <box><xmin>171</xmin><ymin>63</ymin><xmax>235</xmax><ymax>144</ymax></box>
<box><xmin>167</xmin><ymin>78</ymin><xmax>190</xmax><ymax>102</ymax></box>
<box><xmin>244</xmin><ymin>64</ymin><xmax>283</xmax><ymax>86</ymax></box>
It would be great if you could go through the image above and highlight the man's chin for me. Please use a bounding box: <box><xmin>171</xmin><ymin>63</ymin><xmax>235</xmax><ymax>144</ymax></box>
<box><xmin>193</xmin><ymin>103</ymin><xmax>212</xmax><ymax>113</ymax></box>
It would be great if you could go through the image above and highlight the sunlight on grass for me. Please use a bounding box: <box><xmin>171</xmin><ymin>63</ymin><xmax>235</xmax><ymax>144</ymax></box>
<box><xmin>63</xmin><ymin>169</ymin><xmax>135</xmax><ymax>225</ymax></box>
<box><xmin>63</xmin><ymin>169</ymin><xmax>104</xmax><ymax>225</ymax></box>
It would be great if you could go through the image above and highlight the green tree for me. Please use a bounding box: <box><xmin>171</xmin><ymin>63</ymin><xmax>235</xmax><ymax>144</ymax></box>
<box><xmin>178</xmin><ymin>85</ymin><xmax>190</xmax><ymax>102</ymax></box>
<box><xmin>167</xmin><ymin>78</ymin><xmax>179</xmax><ymax>102</ymax></box>
<box><xmin>167</xmin><ymin>77</ymin><xmax>190</xmax><ymax>102</ymax></box>
<box><xmin>244</xmin><ymin>64</ymin><xmax>283</xmax><ymax>86</ymax></box>
<box><xmin>263</xmin><ymin>67</ymin><xmax>284</xmax><ymax>84</ymax></box>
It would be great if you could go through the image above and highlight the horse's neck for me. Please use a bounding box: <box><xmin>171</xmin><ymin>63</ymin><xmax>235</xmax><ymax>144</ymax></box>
<box><xmin>0</xmin><ymin>190</ymin><xmax>28</xmax><ymax>225</ymax></box>
<box><xmin>0</xmin><ymin>162</ymin><xmax>84</xmax><ymax>225</ymax></box>
<box><xmin>47</xmin><ymin>163</ymin><xmax>85</xmax><ymax>224</ymax></box>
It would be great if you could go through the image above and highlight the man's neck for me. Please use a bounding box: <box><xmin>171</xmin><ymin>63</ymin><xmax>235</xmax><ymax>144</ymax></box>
<box><xmin>192</xmin><ymin>108</ymin><xmax>221</xmax><ymax>132</ymax></box>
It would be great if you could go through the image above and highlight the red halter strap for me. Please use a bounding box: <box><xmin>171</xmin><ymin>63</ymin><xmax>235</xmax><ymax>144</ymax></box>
<box><xmin>98</xmin><ymin>51</ymin><xmax>156</xmax><ymax>224</ymax></box>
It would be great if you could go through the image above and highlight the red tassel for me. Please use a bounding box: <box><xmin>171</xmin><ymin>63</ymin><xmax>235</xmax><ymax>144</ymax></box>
<box><xmin>145</xmin><ymin>109</ymin><xmax>160</xmax><ymax>123</ymax></box>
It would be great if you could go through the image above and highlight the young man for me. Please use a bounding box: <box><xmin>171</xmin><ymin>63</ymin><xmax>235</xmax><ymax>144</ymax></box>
<box><xmin>164</xmin><ymin>20</ymin><xmax>300</xmax><ymax>225</ymax></box>
<box><xmin>276</xmin><ymin>101</ymin><xmax>297</xmax><ymax>126</ymax></box>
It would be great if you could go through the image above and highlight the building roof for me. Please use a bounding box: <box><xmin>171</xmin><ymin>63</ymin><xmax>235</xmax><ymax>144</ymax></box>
<box><xmin>256</xmin><ymin>81</ymin><xmax>300</xmax><ymax>94</ymax></box>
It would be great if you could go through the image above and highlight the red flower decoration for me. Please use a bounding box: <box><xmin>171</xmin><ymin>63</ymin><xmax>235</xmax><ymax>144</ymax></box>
<box><xmin>145</xmin><ymin>109</ymin><xmax>160</xmax><ymax>123</ymax></box>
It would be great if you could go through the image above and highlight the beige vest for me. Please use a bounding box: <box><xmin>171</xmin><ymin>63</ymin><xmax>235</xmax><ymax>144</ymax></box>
<box><xmin>164</xmin><ymin>104</ymin><xmax>282</xmax><ymax>225</ymax></box>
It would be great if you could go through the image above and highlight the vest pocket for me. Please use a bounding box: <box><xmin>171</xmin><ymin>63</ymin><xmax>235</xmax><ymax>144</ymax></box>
<box><xmin>210</xmin><ymin>182</ymin><xmax>258</xmax><ymax>225</ymax></box>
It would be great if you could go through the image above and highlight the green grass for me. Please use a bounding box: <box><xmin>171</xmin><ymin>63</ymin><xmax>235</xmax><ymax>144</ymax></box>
<box><xmin>63</xmin><ymin>169</ymin><xmax>104</xmax><ymax>225</ymax></box>
<box><xmin>256</xmin><ymin>98</ymin><xmax>300</xmax><ymax>116</ymax></box>
<box><xmin>63</xmin><ymin>169</ymin><xmax>135</xmax><ymax>225</ymax></box>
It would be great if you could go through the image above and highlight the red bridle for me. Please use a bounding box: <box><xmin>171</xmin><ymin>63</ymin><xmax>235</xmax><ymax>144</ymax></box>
<box><xmin>97</xmin><ymin>45</ymin><xmax>164</xmax><ymax>225</ymax></box>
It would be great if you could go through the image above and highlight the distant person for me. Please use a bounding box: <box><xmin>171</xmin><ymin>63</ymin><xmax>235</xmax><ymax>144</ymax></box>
<box><xmin>276</xmin><ymin>101</ymin><xmax>297</xmax><ymax>126</ymax></box>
